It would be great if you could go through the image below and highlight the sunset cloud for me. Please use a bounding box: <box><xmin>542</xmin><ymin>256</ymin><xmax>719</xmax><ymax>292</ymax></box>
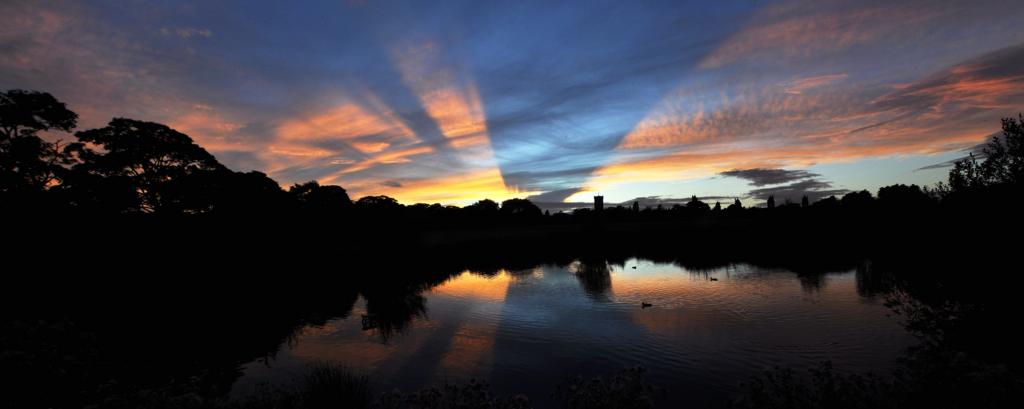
<box><xmin>783</xmin><ymin>74</ymin><xmax>849</xmax><ymax>95</ymax></box>
<box><xmin>277</xmin><ymin>97</ymin><xmax>415</xmax><ymax>146</ymax></box>
<box><xmin>719</xmin><ymin>168</ymin><xmax>821</xmax><ymax>187</ymax></box>
<box><xmin>720</xmin><ymin>168</ymin><xmax>849</xmax><ymax>203</ymax></box>
<box><xmin>393</xmin><ymin>43</ymin><xmax>491</xmax><ymax>149</ymax></box>
<box><xmin>3</xmin><ymin>0</ymin><xmax>1022</xmax><ymax>205</ymax></box>
<box><xmin>697</xmin><ymin>0</ymin><xmax>950</xmax><ymax>69</ymax></box>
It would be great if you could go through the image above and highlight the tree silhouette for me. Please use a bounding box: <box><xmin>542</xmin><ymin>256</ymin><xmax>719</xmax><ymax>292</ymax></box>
<box><xmin>290</xmin><ymin>181</ymin><xmax>352</xmax><ymax>215</ymax></box>
<box><xmin>356</xmin><ymin>195</ymin><xmax>401</xmax><ymax>209</ymax></box>
<box><xmin>766</xmin><ymin>195</ymin><xmax>775</xmax><ymax>209</ymax></box>
<box><xmin>500</xmin><ymin>198</ymin><xmax>542</xmax><ymax>221</ymax></box>
<box><xmin>840</xmin><ymin>190</ymin><xmax>873</xmax><ymax>210</ymax></box>
<box><xmin>877</xmin><ymin>184</ymin><xmax>932</xmax><ymax>210</ymax></box>
<box><xmin>465</xmin><ymin>198</ymin><xmax>499</xmax><ymax>214</ymax></box>
<box><xmin>0</xmin><ymin>90</ymin><xmax>78</xmax><ymax>195</ymax></box>
<box><xmin>985</xmin><ymin>114</ymin><xmax>1024</xmax><ymax>185</ymax></box>
<box><xmin>66</xmin><ymin>118</ymin><xmax>226</xmax><ymax>213</ymax></box>
<box><xmin>211</xmin><ymin>170</ymin><xmax>291</xmax><ymax>215</ymax></box>
<box><xmin>812</xmin><ymin>195</ymin><xmax>839</xmax><ymax>210</ymax></box>
<box><xmin>687</xmin><ymin>195</ymin><xmax>710</xmax><ymax>212</ymax></box>
<box><xmin>726</xmin><ymin>198</ymin><xmax>743</xmax><ymax>213</ymax></box>
<box><xmin>355</xmin><ymin>195</ymin><xmax>403</xmax><ymax>222</ymax></box>
<box><xmin>463</xmin><ymin>198</ymin><xmax>500</xmax><ymax>225</ymax></box>
<box><xmin>948</xmin><ymin>113</ymin><xmax>1024</xmax><ymax>191</ymax></box>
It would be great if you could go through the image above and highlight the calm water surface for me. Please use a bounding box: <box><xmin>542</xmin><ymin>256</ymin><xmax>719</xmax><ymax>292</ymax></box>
<box><xmin>235</xmin><ymin>259</ymin><xmax>912</xmax><ymax>407</ymax></box>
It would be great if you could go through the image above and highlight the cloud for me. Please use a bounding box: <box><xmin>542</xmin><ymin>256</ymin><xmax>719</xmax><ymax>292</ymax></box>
<box><xmin>4</xmin><ymin>0</ymin><xmax>1023</xmax><ymax>205</ymax></box>
<box><xmin>392</xmin><ymin>42</ymin><xmax>490</xmax><ymax>149</ymax></box>
<box><xmin>211</xmin><ymin>150</ymin><xmax>267</xmax><ymax>173</ymax></box>
<box><xmin>747</xmin><ymin>179</ymin><xmax>850</xmax><ymax>203</ymax></box>
<box><xmin>914</xmin><ymin>131</ymin><xmax>1000</xmax><ymax>171</ymax></box>
<box><xmin>616</xmin><ymin>196</ymin><xmax>733</xmax><ymax>208</ymax></box>
<box><xmin>160</xmin><ymin>27</ymin><xmax>212</xmax><ymax>39</ymax></box>
<box><xmin>698</xmin><ymin>3</ymin><xmax>917</xmax><ymax>69</ymax></box>
<box><xmin>588</xmin><ymin>41</ymin><xmax>1024</xmax><ymax>194</ymax></box>
<box><xmin>526</xmin><ymin>187</ymin><xmax>586</xmax><ymax>204</ymax></box>
<box><xmin>276</xmin><ymin>95</ymin><xmax>417</xmax><ymax>149</ymax></box>
<box><xmin>503</xmin><ymin>166</ymin><xmax>600</xmax><ymax>193</ymax></box>
<box><xmin>871</xmin><ymin>44</ymin><xmax>1024</xmax><ymax>115</ymax></box>
<box><xmin>783</xmin><ymin>74</ymin><xmax>848</xmax><ymax>94</ymax></box>
<box><xmin>719</xmin><ymin>168</ymin><xmax>821</xmax><ymax>187</ymax></box>
<box><xmin>720</xmin><ymin>167</ymin><xmax>848</xmax><ymax>204</ymax></box>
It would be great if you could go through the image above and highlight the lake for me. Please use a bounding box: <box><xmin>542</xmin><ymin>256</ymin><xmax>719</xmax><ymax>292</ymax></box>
<box><xmin>232</xmin><ymin>258</ymin><xmax>912</xmax><ymax>407</ymax></box>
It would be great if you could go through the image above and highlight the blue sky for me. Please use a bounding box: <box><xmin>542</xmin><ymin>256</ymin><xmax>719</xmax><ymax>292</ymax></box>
<box><xmin>3</xmin><ymin>0</ymin><xmax>1023</xmax><ymax>205</ymax></box>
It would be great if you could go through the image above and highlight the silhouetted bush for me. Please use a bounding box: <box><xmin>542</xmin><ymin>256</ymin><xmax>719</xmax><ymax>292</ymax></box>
<box><xmin>376</xmin><ymin>379</ymin><xmax>530</xmax><ymax>409</ymax></box>
<box><xmin>552</xmin><ymin>367</ymin><xmax>660</xmax><ymax>409</ymax></box>
<box><xmin>302</xmin><ymin>363</ymin><xmax>371</xmax><ymax>409</ymax></box>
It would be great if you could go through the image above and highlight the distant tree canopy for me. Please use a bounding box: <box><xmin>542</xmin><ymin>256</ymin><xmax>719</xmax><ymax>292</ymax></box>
<box><xmin>290</xmin><ymin>181</ymin><xmax>352</xmax><ymax>215</ymax></box>
<box><xmin>214</xmin><ymin>170</ymin><xmax>291</xmax><ymax>215</ymax></box>
<box><xmin>356</xmin><ymin>195</ymin><xmax>401</xmax><ymax>209</ymax></box>
<box><xmin>687</xmin><ymin>195</ymin><xmax>710</xmax><ymax>212</ymax></box>
<box><xmin>877</xmin><ymin>184</ymin><xmax>932</xmax><ymax>210</ymax></box>
<box><xmin>500</xmin><ymin>198</ymin><xmax>542</xmax><ymax>219</ymax></box>
<box><xmin>465</xmin><ymin>199</ymin><xmax>499</xmax><ymax>214</ymax></box>
<box><xmin>840</xmin><ymin>190</ymin><xmax>873</xmax><ymax>209</ymax></box>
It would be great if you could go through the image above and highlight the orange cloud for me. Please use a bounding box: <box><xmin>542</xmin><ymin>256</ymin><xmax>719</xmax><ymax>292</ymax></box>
<box><xmin>590</xmin><ymin>52</ymin><xmax>1022</xmax><ymax>193</ymax></box>
<box><xmin>351</xmin><ymin>141</ymin><xmax>390</xmax><ymax>153</ymax></box>
<box><xmin>332</xmin><ymin>145</ymin><xmax>435</xmax><ymax>176</ymax></box>
<box><xmin>169</xmin><ymin>109</ymin><xmax>245</xmax><ymax>151</ymax></box>
<box><xmin>699</xmin><ymin>3</ymin><xmax>938</xmax><ymax>69</ymax></box>
<box><xmin>267</xmin><ymin>145</ymin><xmax>335</xmax><ymax>158</ymax></box>
<box><xmin>277</xmin><ymin>97</ymin><xmax>415</xmax><ymax>146</ymax></box>
<box><xmin>783</xmin><ymin>74</ymin><xmax>849</xmax><ymax>94</ymax></box>
<box><xmin>587</xmin><ymin>123</ymin><xmax>989</xmax><ymax>194</ymax></box>
<box><xmin>618</xmin><ymin>83</ymin><xmax>861</xmax><ymax>149</ymax></box>
<box><xmin>394</xmin><ymin>43</ymin><xmax>490</xmax><ymax>149</ymax></box>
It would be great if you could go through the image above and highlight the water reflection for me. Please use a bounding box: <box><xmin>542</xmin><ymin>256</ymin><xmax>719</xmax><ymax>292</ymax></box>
<box><xmin>361</xmin><ymin>290</ymin><xmax>427</xmax><ymax>343</ymax></box>
<box><xmin>569</xmin><ymin>258</ymin><xmax>614</xmax><ymax>301</ymax></box>
<box><xmin>235</xmin><ymin>258</ymin><xmax>911</xmax><ymax>407</ymax></box>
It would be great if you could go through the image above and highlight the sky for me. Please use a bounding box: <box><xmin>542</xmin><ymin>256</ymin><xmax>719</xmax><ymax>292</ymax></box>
<box><xmin>3</xmin><ymin>0</ymin><xmax>1023</xmax><ymax>207</ymax></box>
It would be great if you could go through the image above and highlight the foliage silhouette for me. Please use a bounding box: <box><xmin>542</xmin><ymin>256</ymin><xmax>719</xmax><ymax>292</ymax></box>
<box><xmin>500</xmin><ymin>197</ymin><xmax>543</xmax><ymax>221</ymax></box>
<box><xmin>290</xmin><ymin>180</ymin><xmax>352</xmax><ymax>215</ymax></box>
<box><xmin>66</xmin><ymin>118</ymin><xmax>226</xmax><ymax>213</ymax></box>
<box><xmin>0</xmin><ymin>90</ymin><xmax>77</xmax><ymax>199</ymax></box>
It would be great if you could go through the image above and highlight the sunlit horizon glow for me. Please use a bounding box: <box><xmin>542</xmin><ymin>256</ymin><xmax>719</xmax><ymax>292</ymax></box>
<box><xmin>3</xmin><ymin>0</ymin><xmax>1023</xmax><ymax>206</ymax></box>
